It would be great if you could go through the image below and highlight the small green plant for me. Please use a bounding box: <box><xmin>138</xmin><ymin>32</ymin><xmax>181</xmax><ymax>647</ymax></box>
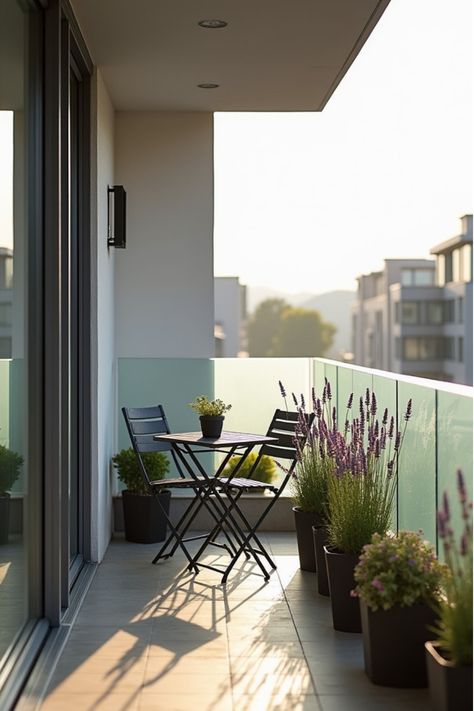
<box><xmin>188</xmin><ymin>396</ymin><xmax>232</xmax><ymax>417</ymax></box>
<box><xmin>0</xmin><ymin>444</ymin><xmax>23</xmax><ymax>495</ymax></box>
<box><xmin>112</xmin><ymin>448</ymin><xmax>169</xmax><ymax>496</ymax></box>
<box><xmin>221</xmin><ymin>452</ymin><xmax>276</xmax><ymax>485</ymax></box>
<box><xmin>433</xmin><ymin>470</ymin><xmax>473</xmax><ymax>665</ymax></box>
<box><xmin>353</xmin><ymin>530</ymin><xmax>445</xmax><ymax>611</ymax></box>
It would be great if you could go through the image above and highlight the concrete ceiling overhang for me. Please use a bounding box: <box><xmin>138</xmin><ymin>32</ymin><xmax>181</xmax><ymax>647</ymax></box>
<box><xmin>71</xmin><ymin>0</ymin><xmax>391</xmax><ymax>112</ymax></box>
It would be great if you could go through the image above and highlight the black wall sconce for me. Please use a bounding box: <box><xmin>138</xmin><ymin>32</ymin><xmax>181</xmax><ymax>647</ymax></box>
<box><xmin>107</xmin><ymin>185</ymin><xmax>127</xmax><ymax>248</ymax></box>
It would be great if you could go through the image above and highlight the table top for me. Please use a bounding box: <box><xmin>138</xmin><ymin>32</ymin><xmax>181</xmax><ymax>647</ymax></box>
<box><xmin>154</xmin><ymin>431</ymin><xmax>278</xmax><ymax>449</ymax></box>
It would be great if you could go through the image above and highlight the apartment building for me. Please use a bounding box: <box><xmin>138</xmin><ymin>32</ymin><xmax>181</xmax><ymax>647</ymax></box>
<box><xmin>353</xmin><ymin>215</ymin><xmax>473</xmax><ymax>384</ymax></box>
<box><xmin>214</xmin><ymin>277</ymin><xmax>247</xmax><ymax>357</ymax></box>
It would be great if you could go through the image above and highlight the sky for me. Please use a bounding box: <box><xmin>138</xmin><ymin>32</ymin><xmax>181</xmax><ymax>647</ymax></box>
<box><xmin>213</xmin><ymin>0</ymin><xmax>473</xmax><ymax>296</ymax></box>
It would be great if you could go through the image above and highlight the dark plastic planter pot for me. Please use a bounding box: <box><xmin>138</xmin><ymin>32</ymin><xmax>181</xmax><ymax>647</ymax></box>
<box><xmin>312</xmin><ymin>525</ymin><xmax>329</xmax><ymax>596</ymax></box>
<box><xmin>293</xmin><ymin>508</ymin><xmax>325</xmax><ymax>572</ymax></box>
<box><xmin>0</xmin><ymin>494</ymin><xmax>10</xmax><ymax>544</ymax></box>
<box><xmin>122</xmin><ymin>490</ymin><xmax>171</xmax><ymax>544</ymax></box>
<box><xmin>324</xmin><ymin>546</ymin><xmax>361</xmax><ymax>632</ymax></box>
<box><xmin>360</xmin><ymin>598</ymin><xmax>436</xmax><ymax>687</ymax></box>
<box><xmin>199</xmin><ymin>415</ymin><xmax>224</xmax><ymax>439</ymax></box>
<box><xmin>425</xmin><ymin>641</ymin><xmax>473</xmax><ymax>710</ymax></box>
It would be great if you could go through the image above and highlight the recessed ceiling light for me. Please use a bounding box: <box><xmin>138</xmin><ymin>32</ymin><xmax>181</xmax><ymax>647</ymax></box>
<box><xmin>198</xmin><ymin>19</ymin><xmax>228</xmax><ymax>29</ymax></box>
<box><xmin>197</xmin><ymin>83</ymin><xmax>219</xmax><ymax>89</ymax></box>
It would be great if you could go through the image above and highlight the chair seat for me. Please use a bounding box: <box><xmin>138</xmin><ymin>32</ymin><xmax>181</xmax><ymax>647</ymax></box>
<box><xmin>217</xmin><ymin>477</ymin><xmax>278</xmax><ymax>493</ymax></box>
<box><xmin>150</xmin><ymin>477</ymin><xmax>209</xmax><ymax>488</ymax></box>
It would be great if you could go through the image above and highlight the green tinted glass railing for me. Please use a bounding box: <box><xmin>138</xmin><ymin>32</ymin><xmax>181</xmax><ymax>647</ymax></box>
<box><xmin>117</xmin><ymin>357</ymin><xmax>473</xmax><ymax>549</ymax></box>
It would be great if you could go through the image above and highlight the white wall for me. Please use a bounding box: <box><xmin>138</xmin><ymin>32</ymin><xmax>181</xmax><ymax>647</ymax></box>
<box><xmin>114</xmin><ymin>112</ymin><xmax>214</xmax><ymax>358</ymax></box>
<box><xmin>90</xmin><ymin>69</ymin><xmax>115</xmax><ymax>561</ymax></box>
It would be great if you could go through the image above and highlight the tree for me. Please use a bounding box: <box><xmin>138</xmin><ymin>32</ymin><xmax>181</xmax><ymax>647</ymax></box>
<box><xmin>247</xmin><ymin>298</ymin><xmax>288</xmax><ymax>356</ymax></box>
<box><xmin>271</xmin><ymin>307</ymin><xmax>335</xmax><ymax>357</ymax></box>
<box><xmin>247</xmin><ymin>298</ymin><xmax>336</xmax><ymax>357</ymax></box>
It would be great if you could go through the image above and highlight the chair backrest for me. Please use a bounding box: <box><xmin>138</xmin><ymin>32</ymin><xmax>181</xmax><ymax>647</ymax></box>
<box><xmin>248</xmin><ymin>408</ymin><xmax>315</xmax><ymax>491</ymax></box>
<box><xmin>122</xmin><ymin>405</ymin><xmax>182</xmax><ymax>488</ymax></box>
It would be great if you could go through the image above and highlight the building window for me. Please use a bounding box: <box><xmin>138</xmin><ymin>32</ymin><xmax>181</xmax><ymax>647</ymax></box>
<box><xmin>444</xmin><ymin>337</ymin><xmax>455</xmax><ymax>360</ymax></box>
<box><xmin>458</xmin><ymin>337</ymin><xmax>464</xmax><ymax>363</ymax></box>
<box><xmin>400</xmin><ymin>268</ymin><xmax>434</xmax><ymax>286</ymax></box>
<box><xmin>445</xmin><ymin>253</ymin><xmax>453</xmax><ymax>283</ymax></box>
<box><xmin>458</xmin><ymin>296</ymin><xmax>464</xmax><ymax>323</ymax></box>
<box><xmin>427</xmin><ymin>302</ymin><xmax>444</xmax><ymax>325</ymax></box>
<box><xmin>402</xmin><ymin>337</ymin><xmax>446</xmax><ymax>360</ymax></box>
<box><xmin>0</xmin><ymin>336</ymin><xmax>12</xmax><ymax>358</ymax></box>
<box><xmin>394</xmin><ymin>302</ymin><xmax>400</xmax><ymax>324</ymax></box>
<box><xmin>0</xmin><ymin>303</ymin><xmax>12</xmax><ymax>327</ymax></box>
<box><xmin>436</xmin><ymin>254</ymin><xmax>445</xmax><ymax>286</ymax></box>
<box><xmin>395</xmin><ymin>337</ymin><xmax>401</xmax><ymax>359</ymax></box>
<box><xmin>401</xmin><ymin>302</ymin><xmax>418</xmax><ymax>324</ymax></box>
<box><xmin>444</xmin><ymin>300</ymin><xmax>455</xmax><ymax>323</ymax></box>
<box><xmin>461</xmin><ymin>244</ymin><xmax>472</xmax><ymax>282</ymax></box>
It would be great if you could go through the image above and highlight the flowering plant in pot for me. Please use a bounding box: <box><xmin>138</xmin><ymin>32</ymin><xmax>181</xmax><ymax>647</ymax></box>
<box><xmin>425</xmin><ymin>470</ymin><xmax>473</xmax><ymax>711</ymax></box>
<box><xmin>323</xmin><ymin>387</ymin><xmax>412</xmax><ymax>632</ymax></box>
<box><xmin>353</xmin><ymin>530</ymin><xmax>445</xmax><ymax>687</ymax></box>
<box><xmin>112</xmin><ymin>447</ymin><xmax>170</xmax><ymax>543</ymax></box>
<box><xmin>189</xmin><ymin>396</ymin><xmax>232</xmax><ymax>438</ymax></box>
<box><xmin>0</xmin><ymin>444</ymin><xmax>24</xmax><ymax>545</ymax></box>
<box><xmin>278</xmin><ymin>381</ymin><xmax>333</xmax><ymax>574</ymax></box>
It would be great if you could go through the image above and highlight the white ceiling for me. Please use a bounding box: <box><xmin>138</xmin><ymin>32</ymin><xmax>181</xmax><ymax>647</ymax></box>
<box><xmin>71</xmin><ymin>0</ymin><xmax>390</xmax><ymax>112</ymax></box>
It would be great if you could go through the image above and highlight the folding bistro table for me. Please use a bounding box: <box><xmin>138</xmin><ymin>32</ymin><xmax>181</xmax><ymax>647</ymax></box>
<box><xmin>153</xmin><ymin>430</ymin><xmax>278</xmax><ymax>580</ymax></box>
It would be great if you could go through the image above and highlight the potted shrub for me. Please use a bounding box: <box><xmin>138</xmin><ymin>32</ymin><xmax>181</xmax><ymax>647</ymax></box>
<box><xmin>425</xmin><ymin>470</ymin><xmax>473</xmax><ymax>711</ymax></box>
<box><xmin>0</xmin><ymin>444</ymin><xmax>23</xmax><ymax>544</ymax></box>
<box><xmin>324</xmin><ymin>389</ymin><xmax>412</xmax><ymax>632</ymax></box>
<box><xmin>279</xmin><ymin>381</ymin><xmax>332</xmax><ymax>574</ymax></box>
<box><xmin>353</xmin><ymin>530</ymin><xmax>444</xmax><ymax>687</ymax></box>
<box><xmin>188</xmin><ymin>396</ymin><xmax>232</xmax><ymax>438</ymax></box>
<box><xmin>220</xmin><ymin>452</ymin><xmax>276</xmax><ymax>491</ymax></box>
<box><xmin>112</xmin><ymin>447</ymin><xmax>170</xmax><ymax>544</ymax></box>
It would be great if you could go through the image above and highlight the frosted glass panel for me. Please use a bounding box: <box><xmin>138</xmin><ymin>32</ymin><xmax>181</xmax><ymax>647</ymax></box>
<box><xmin>215</xmin><ymin>358</ymin><xmax>310</xmax><ymax>434</ymax></box>
<box><xmin>397</xmin><ymin>382</ymin><xmax>437</xmax><ymax>545</ymax></box>
<box><xmin>437</xmin><ymin>391</ymin><xmax>473</xmax><ymax>558</ymax></box>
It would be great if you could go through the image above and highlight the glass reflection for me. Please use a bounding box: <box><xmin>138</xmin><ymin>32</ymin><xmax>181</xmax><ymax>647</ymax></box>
<box><xmin>0</xmin><ymin>0</ymin><xmax>28</xmax><ymax>662</ymax></box>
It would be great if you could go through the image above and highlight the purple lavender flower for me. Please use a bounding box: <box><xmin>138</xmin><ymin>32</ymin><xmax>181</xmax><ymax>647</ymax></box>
<box><xmin>371</xmin><ymin>392</ymin><xmax>377</xmax><ymax>416</ymax></box>
<box><xmin>375</xmin><ymin>439</ymin><xmax>380</xmax><ymax>458</ymax></box>
<box><xmin>322</xmin><ymin>384</ymin><xmax>327</xmax><ymax>404</ymax></box>
<box><xmin>326</xmin><ymin>380</ymin><xmax>332</xmax><ymax>400</ymax></box>
<box><xmin>347</xmin><ymin>393</ymin><xmax>354</xmax><ymax>409</ymax></box>
<box><xmin>460</xmin><ymin>532</ymin><xmax>468</xmax><ymax>556</ymax></box>
<box><xmin>311</xmin><ymin>387</ymin><xmax>317</xmax><ymax>412</ymax></box>
<box><xmin>292</xmin><ymin>392</ymin><xmax>298</xmax><ymax>408</ymax></box>
<box><xmin>278</xmin><ymin>380</ymin><xmax>286</xmax><ymax>398</ymax></box>
<box><xmin>365</xmin><ymin>388</ymin><xmax>370</xmax><ymax>408</ymax></box>
<box><xmin>382</xmin><ymin>408</ymin><xmax>388</xmax><ymax>426</ymax></box>
<box><xmin>300</xmin><ymin>393</ymin><xmax>306</xmax><ymax>410</ymax></box>
<box><xmin>394</xmin><ymin>431</ymin><xmax>401</xmax><ymax>452</ymax></box>
<box><xmin>457</xmin><ymin>469</ymin><xmax>467</xmax><ymax>503</ymax></box>
<box><xmin>405</xmin><ymin>399</ymin><xmax>413</xmax><ymax>421</ymax></box>
<box><xmin>315</xmin><ymin>398</ymin><xmax>322</xmax><ymax>419</ymax></box>
<box><xmin>388</xmin><ymin>416</ymin><xmax>394</xmax><ymax>439</ymax></box>
<box><xmin>443</xmin><ymin>492</ymin><xmax>451</xmax><ymax>522</ymax></box>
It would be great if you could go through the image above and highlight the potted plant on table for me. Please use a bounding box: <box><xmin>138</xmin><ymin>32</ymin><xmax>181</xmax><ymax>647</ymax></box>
<box><xmin>189</xmin><ymin>396</ymin><xmax>232</xmax><ymax>439</ymax></box>
<box><xmin>112</xmin><ymin>447</ymin><xmax>170</xmax><ymax>544</ymax></box>
<box><xmin>0</xmin><ymin>444</ymin><xmax>23</xmax><ymax>545</ymax></box>
<box><xmin>425</xmin><ymin>470</ymin><xmax>473</xmax><ymax>711</ymax></box>
<box><xmin>323</xmin><ymin>388</ymin><xmax>412</xmax><ymax>632</ymax></box>
<box><xmin>353</xmin><ymin>530</ymin><xmax>444</xmax><ymax>687</ymax></box>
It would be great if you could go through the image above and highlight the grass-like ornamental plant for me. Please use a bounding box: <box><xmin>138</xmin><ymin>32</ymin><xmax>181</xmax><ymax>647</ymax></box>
<box><xmin>433</xmin><ymin>470</ymin><xmax>473</xmax><ymax>666</ymax></box>
<box><xmin>353</xmin><ymin>531</ymin><xmax>445</xmax><ymax>611</ymax></box>
<box><xmin>188</xmin><ymin>396</ymin><xmax>232</xmax><ymax>417</ymax></box>
<box><xmin>325</xmin><ymin>382</ymin><xmax>412</xmax><ymax>554</ymax></box>
<box><xmin>221</xmin><ymin>452</ymin><xmax>276</xmax><ymax>484</ymax></box>
<box><xmin>112</xmin><ymin>447</ymin><xmax>170</xmax><ymax>495</ymax></box>
<box><xmin>0</xmin><ymin>444</ymin><xmax>23</xmax><ymax>495</ymax></box>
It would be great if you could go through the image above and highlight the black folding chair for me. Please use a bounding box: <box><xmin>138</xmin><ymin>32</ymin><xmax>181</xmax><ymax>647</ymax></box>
<box><xmin>122</xmin><ymin>405</ymin><xmax>241</xmax><ymax>569</ymax></box>
<box><xmin>188</xmin><ymin>408</ymin><xmax>314</xmax><ymax>583</ymax></box>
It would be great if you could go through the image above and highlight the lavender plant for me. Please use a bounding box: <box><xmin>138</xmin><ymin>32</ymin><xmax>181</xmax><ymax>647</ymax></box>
<box><xmin>353</xmin><ymin>531</ymin><xmax>444</xmax><ymax>611</ymax></box>
<box><xmin>325</xmin><ymin>383</ymin><xmax>412</xmax><ymax>554</ymax></box>
<box><xmin>433</xmin><ymin>470</ymin><xmax>473</xmax><ymax>665</ymax></box>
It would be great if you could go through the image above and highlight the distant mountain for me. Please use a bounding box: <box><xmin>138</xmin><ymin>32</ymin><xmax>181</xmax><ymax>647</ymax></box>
<box><xmin>246</xmin><ymin>286</ymin><xmax>315</xmax><ymax>313</ymax></box>
<box><xmin>300</xmin><ymin>290</ymin><xmax>356</xmax><ymax>357</ymax></box>
<box><xmin>246</xmin><ymin>286</ymin><xmax>356</xmax><ymax>358</ymax></box>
